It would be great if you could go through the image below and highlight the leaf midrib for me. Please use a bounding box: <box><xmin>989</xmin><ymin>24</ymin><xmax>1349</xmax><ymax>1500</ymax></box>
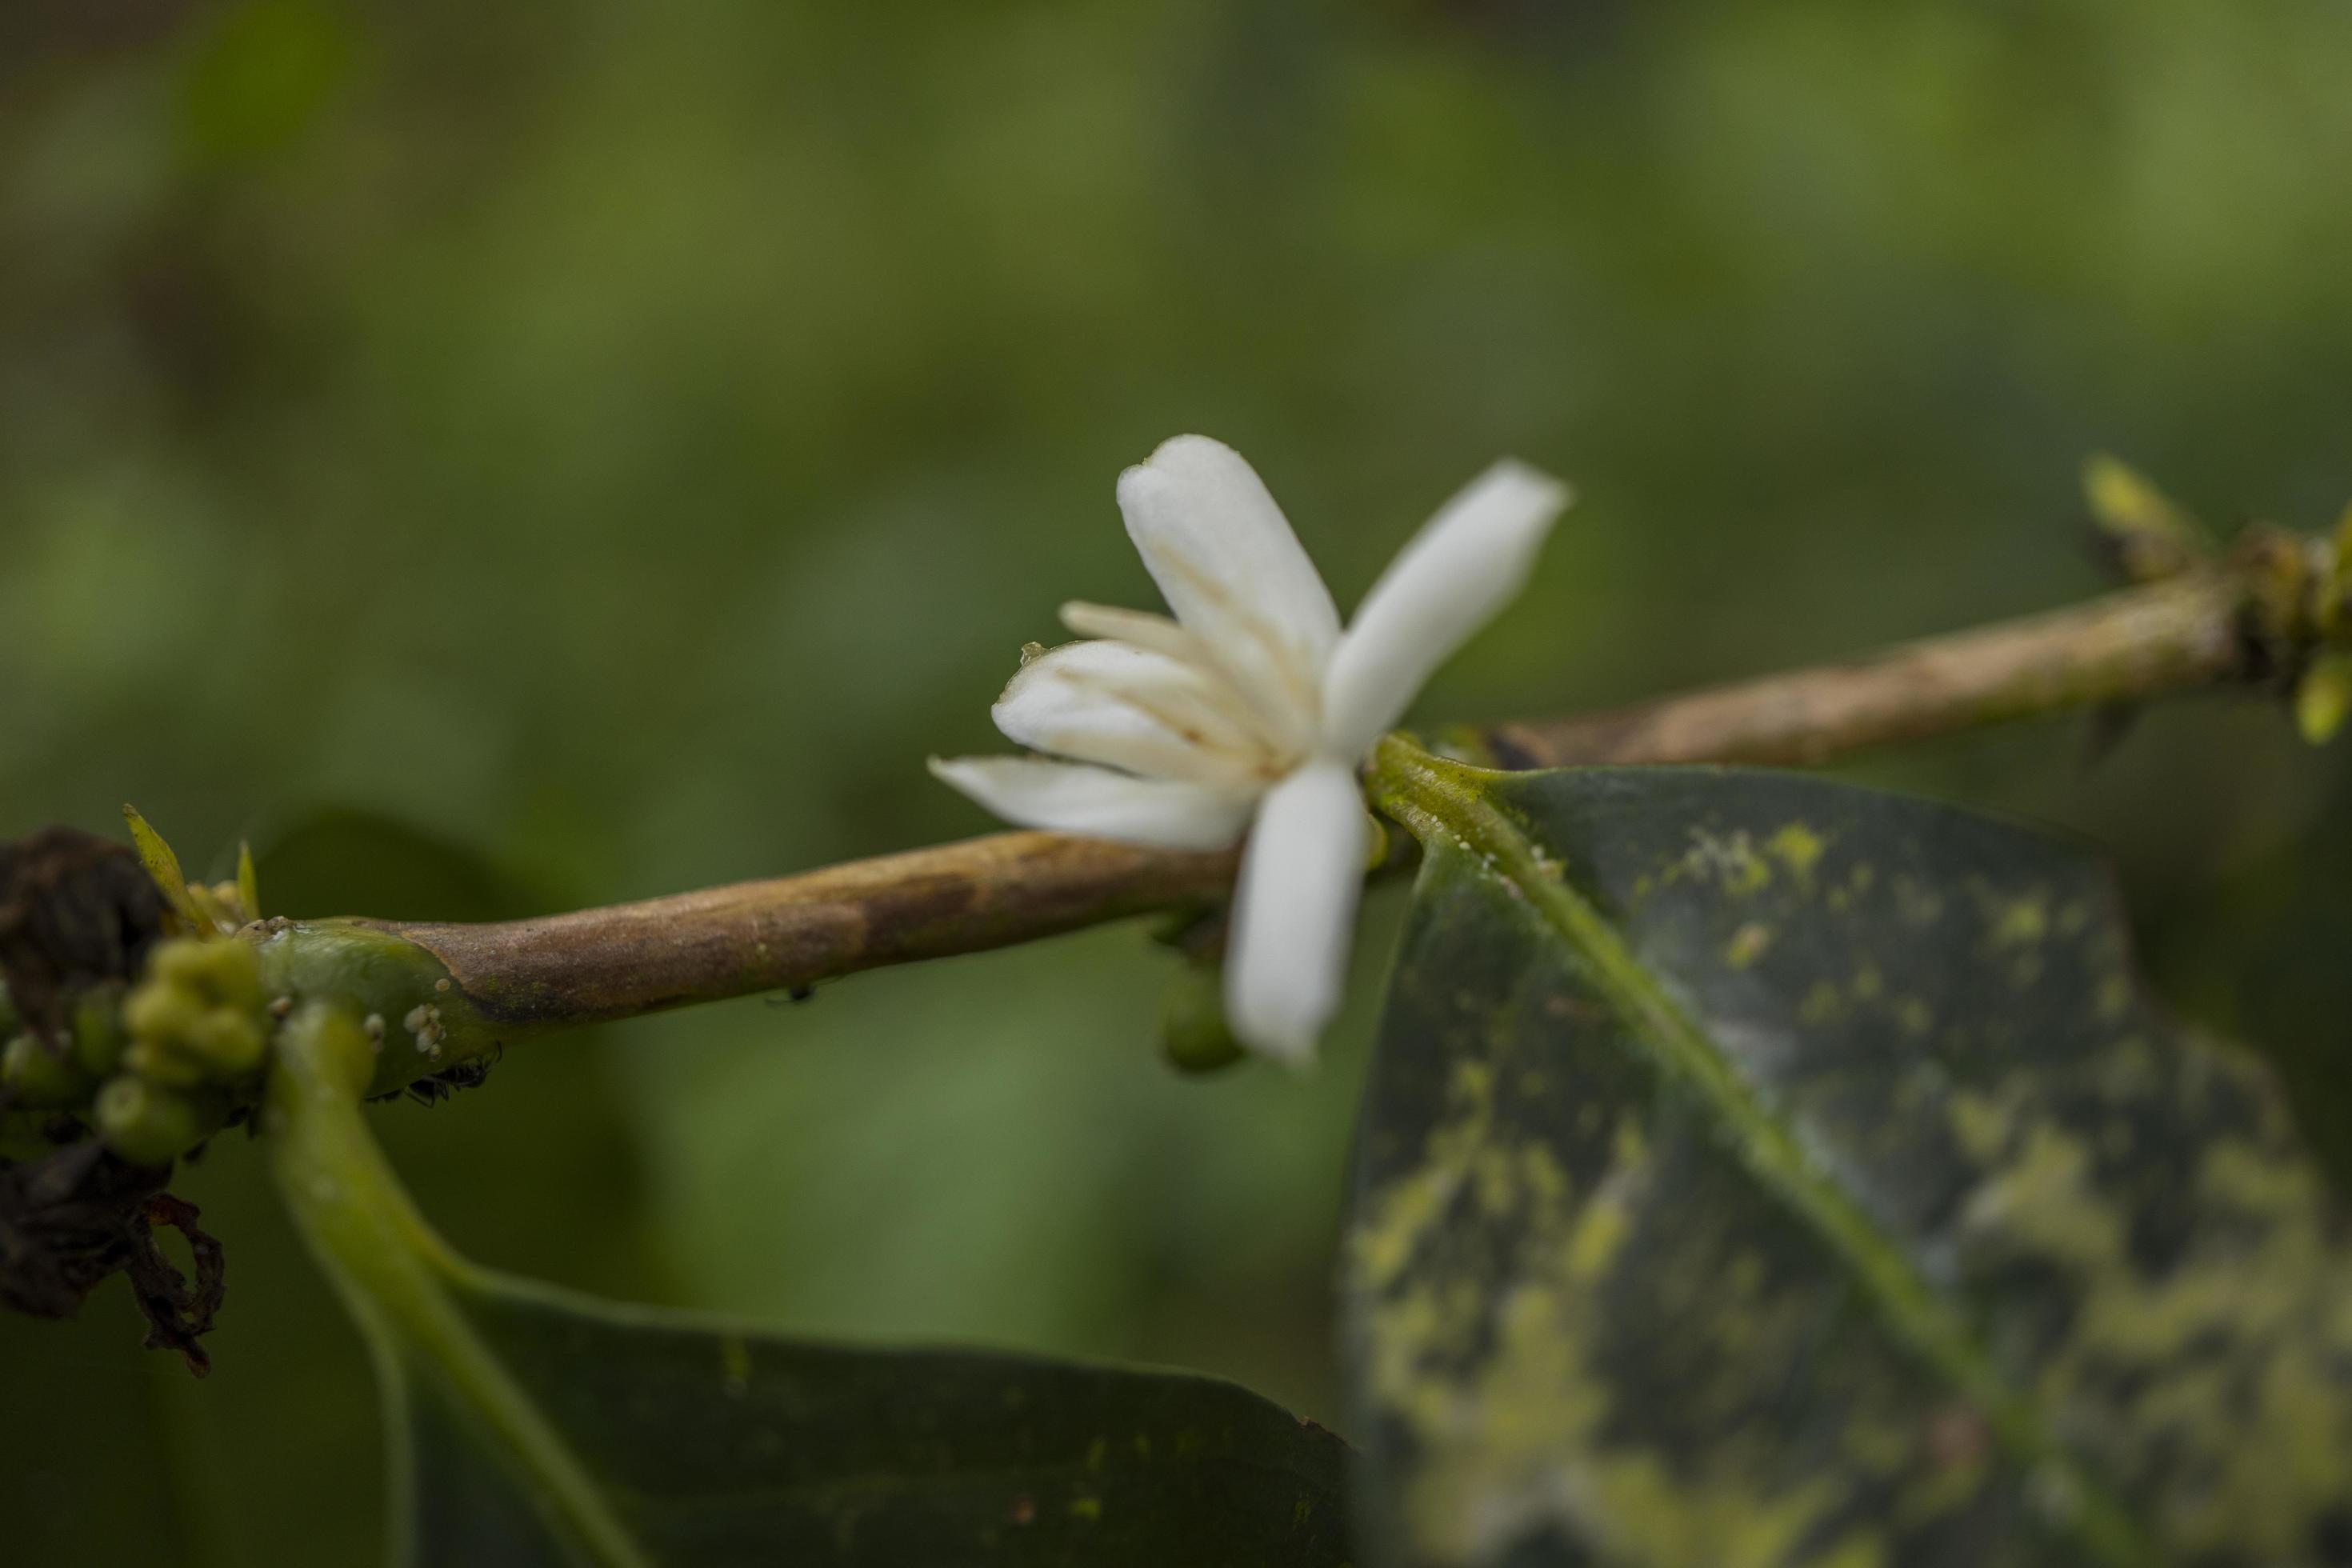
<box><xmin>1371</xmin><ymin>744</ymin><xmax>2155</xmax><ymax>1568</ymax></box>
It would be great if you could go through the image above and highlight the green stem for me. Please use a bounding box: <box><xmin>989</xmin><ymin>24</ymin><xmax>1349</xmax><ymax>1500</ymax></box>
<box><xmin>255</xmin><ymin>920</ymin><xmax>530</xmax><ymax>1095</ymax></box>
<box><xmin>1368</xmin><ymin>735</ymin><xmax>2157</xmax><ymax>1567</ymax></box>
<box><xmin>266</xmin><ymin>1003</ymin><xmax>650</xmax><ymax>1568</ymax></box>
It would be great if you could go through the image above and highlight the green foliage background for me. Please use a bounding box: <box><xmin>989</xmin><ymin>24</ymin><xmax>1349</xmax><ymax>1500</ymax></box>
<box><xmin>2</xmin><ymin>2</ymin><xmax>2349</xmax><ymax>1561</ymax></box>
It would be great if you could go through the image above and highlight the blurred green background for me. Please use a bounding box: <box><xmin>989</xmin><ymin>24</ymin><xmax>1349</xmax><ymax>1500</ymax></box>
<box><xmin>4</xmin><ymin>1</ymin><xmax>2350</xmax><ymax>1561</ymax></box>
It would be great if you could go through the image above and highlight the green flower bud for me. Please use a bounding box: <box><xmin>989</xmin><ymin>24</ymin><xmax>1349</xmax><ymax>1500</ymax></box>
<box><xmin>125</xmin><ymin>1035</ymin><xmax>211</xmax><ymax>1089</ymax></box>
<box><xmin>150</xmin><ymin>936</ymin><xmax>263</xmax><ymax>1009</ymax></box>
<box><xmin>95</xmin><ymin>1075</ymin><xmax>202</xmax><ymax>1166</ymax></box>
<box><xmin>70</xmin><ymin>982</ymin><xmax>128</xmax><ymax>1078</ymax></box>
<box><xmin>3</xmin><ymin>1031</ymin><xmax>90</xmax><ymax>1107</ymax></box>
<box><xmin>120</xmin><ymin>936</ymin><xmax>272</xmax><ymax>1092</ymax></box>
<box><xmin>184</xmin><ymin>1009</ymin><xmax>266</xmax><ymax>1074</ymax></box>
<box><xmin>1161</xmin><ymin>963</ymin><xmax>1246</xmax><ymax>1076</ymax></box>
<box><xmin>123</xmin><ymin>978</ymin><xmax>206</xmax><ymax>1045</ymax></box>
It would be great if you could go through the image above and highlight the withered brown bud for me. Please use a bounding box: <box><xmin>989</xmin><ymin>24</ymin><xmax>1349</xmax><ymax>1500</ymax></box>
<box><xmin>0</xmin><ymin>1139</ymin><xmax>225</xmax><ymax>1374</ymax></box>
<box><xmin>0</xmin><ymin>826</ymin><xmax>167</xmax><ymax>1041</ymax></box>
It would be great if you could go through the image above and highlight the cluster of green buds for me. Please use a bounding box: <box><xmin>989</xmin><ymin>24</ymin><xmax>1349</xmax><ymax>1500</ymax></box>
<box><xmin>82</xmin><ymin>810</ymin><xmax>279</xmax><ymax>1163</ymax></box>
<box><xmin>0</xmin><ymin>809</ymin><xmax>277</xmax><ymax>1166</ymax></box>
<box><xmin>2</xmin><ymin>949</ymin><xmax>278</xmax><ymax>1170</ymax></box>
<box><xmin>2</xmin><ymin>980</ymin><xmax>130</xmax><ymax>1115</ymax></box>
<box><xmin>2083</xmin><ymin>455</ymin><xmax>2352</xmax><ymax>746</ymax></box>
<box><xmin>0</xmin><ymin>940</ymin><xmax>275</xmax><ymax>1166</ymax></box>
<box><xmin>94</xmin><ymin>937</ymin><xmax>274</xmax><ymax>1163</ymax></box>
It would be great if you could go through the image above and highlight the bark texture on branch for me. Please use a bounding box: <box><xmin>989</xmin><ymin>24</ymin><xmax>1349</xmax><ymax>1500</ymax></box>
<box><xmin>1478</xmin><ymin>567</ymin><xmax>2262</xmax><ymax>769</ymax></box>
<box><xmin>390</xmin><ymin>830</ymin><xmax>1235</xmax><ymax>1026</ymax></box>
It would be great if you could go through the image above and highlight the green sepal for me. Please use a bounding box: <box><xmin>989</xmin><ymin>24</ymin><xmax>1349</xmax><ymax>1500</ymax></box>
<box><xmin>1160</xmin><ymin>962</ymin><xmax>1246</xmax><ymax>1075</ymax></box>
<box><xmin>122</xmin><ymin>804</ymin><xmax>210</xmax><ymax>935</ymax></box>
<box><xmin>236</xmin><ymin>839</ymin><xmax>262</xmax><ymax>926</ymax></box>
<box><xmin>2082</xmin><ymin>453</ymin><xmax>2208</xmax><ymax>582</ymax></box>
<box><xmin>2296</xmin><ymin>646</ymin><xmax>2352</xmax><ymax>745</ymax></box>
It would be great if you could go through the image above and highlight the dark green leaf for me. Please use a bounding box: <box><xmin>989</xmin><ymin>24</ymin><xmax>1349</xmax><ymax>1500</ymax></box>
<box><xmin>268</xmin><ymin>999</ymin><xmax>1353</xmax><ymax>1568</ymax></box>
<box><xmin>394</xmin><ymin>1274</ymin><xmax>1356</xmax><ymax>1567</ymax></box>
<box><xmin>1350</xmin><ymin>756</ymin><xmax>2352</xmax><ymax>1567</ymax></box>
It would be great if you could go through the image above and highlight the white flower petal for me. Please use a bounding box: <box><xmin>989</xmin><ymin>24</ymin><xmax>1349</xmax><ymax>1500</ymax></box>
<box><xmin>927</xmin><ymin>755</ymin><xmax>1255</xmax><ymax>850</ymax></box>
<box><xmin>992</xmin><ymin>640</ymin><xmax>1280</xmax><ymax>790</ymax></box>
<box><xmin>1058</xmin><ymin>602</ymin><xmax>1206</xmax><ymax>666</ymax></box>
<box><xmin>1115</xmin><ymin>435</ymin><xmax>1341</xmax><ymax>752</ymax></box>
<box><xmin>1321</xmin><ymin>459</ymin><xmax>1573</xmax><ymax>758</ymax></box>
<box><xmin>1223</xmin><ymin>759</ymin><xmax>1366</xmax><ymax>1066</ymax></box>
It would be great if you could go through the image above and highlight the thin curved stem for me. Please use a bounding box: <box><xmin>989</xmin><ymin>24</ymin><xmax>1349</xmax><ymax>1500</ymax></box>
<box><xmin>266</xmin><ymin>1003</ymin><xmax>651</xmax><ymax>1568</ymax></box>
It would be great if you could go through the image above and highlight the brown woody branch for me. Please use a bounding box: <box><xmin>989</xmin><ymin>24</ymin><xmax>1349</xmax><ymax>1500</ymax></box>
<box><xmin>390</xmin><ymin>831</ymin><xmax>1237</xmax><ymax>1026</ymax></box>
<box><xmin>1480</xmin><ymin>555</ymin><xmax>2278</xmax><ymax>769</ymax></box>
<box><xmin>391</xmin><ymin>542</ymin><xmax>2314</xmax><ymax>1030</ymax></box>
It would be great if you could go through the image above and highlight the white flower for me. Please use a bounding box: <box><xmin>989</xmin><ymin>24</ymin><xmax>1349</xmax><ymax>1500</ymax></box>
<box><xmin>931</xmin><ymin>435</ymin><xmax>1572</xmax><ymax>1065</ymax></box>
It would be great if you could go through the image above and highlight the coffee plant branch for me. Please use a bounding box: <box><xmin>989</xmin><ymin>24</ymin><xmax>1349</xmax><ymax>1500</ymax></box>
<box><xmin>1486</xmin><ymin>542</ymin><xmax>2273</xmax><ymax>768</ymax></box>
<box><xmin>391</xmin><ymin>525</ymin><xmax>2333</xmax><ymax>1034</ymax></box>
<box><xmin>12</xmin><ymin>477</ymin><xmax>2342</xmax><ymax>1338</ymax></box>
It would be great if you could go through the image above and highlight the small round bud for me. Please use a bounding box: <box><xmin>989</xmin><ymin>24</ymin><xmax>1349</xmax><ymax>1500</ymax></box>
<box><xmin>149</xmin><ymin>938</ymin><xmax>215</xmax><ymax>986</ymax></box>
<box><xmin>124</xmin><ymin>979</ymin><xmax>206</xmax><ymax>1045</ymax></box>
<box><xmin>70</xmin><ymin>982</ymin><xmax>129</xmax><ymax>1077</ymax></box>
<box><xmin>125</xmin><ymin>1035</ymin><xmax>211</xmax><ymax>1088</ymax></box>
<box><xmin>150</xmin><ymin>936</ymin><xmax>264</xmax><ymax>1009</ymax></box>
<box><xmin>1160</xmin><ymin>965</ymin><xmax>1246</xmax><ymax>1076</ymax></box>
<box><xmin>95</xmin><ymin>1075</ymin><xmax>202</xmax><ymax>1167</ymax></box>
<box><xmin>184</xmin><ymin>1009</ymin><xmax>266</xmax><ymax>1074</ymax></box>
<box><xmin>3</xmin><ymin>1031</ymin><xmax>90</xmax><ymax>1107</ymax></box>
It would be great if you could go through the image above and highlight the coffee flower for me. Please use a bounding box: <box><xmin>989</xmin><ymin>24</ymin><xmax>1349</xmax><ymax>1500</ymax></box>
<box><xmin>932</xmin><ymin>435</ymin><xmax>1571</xmax><ymax>1064</ymax></box>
